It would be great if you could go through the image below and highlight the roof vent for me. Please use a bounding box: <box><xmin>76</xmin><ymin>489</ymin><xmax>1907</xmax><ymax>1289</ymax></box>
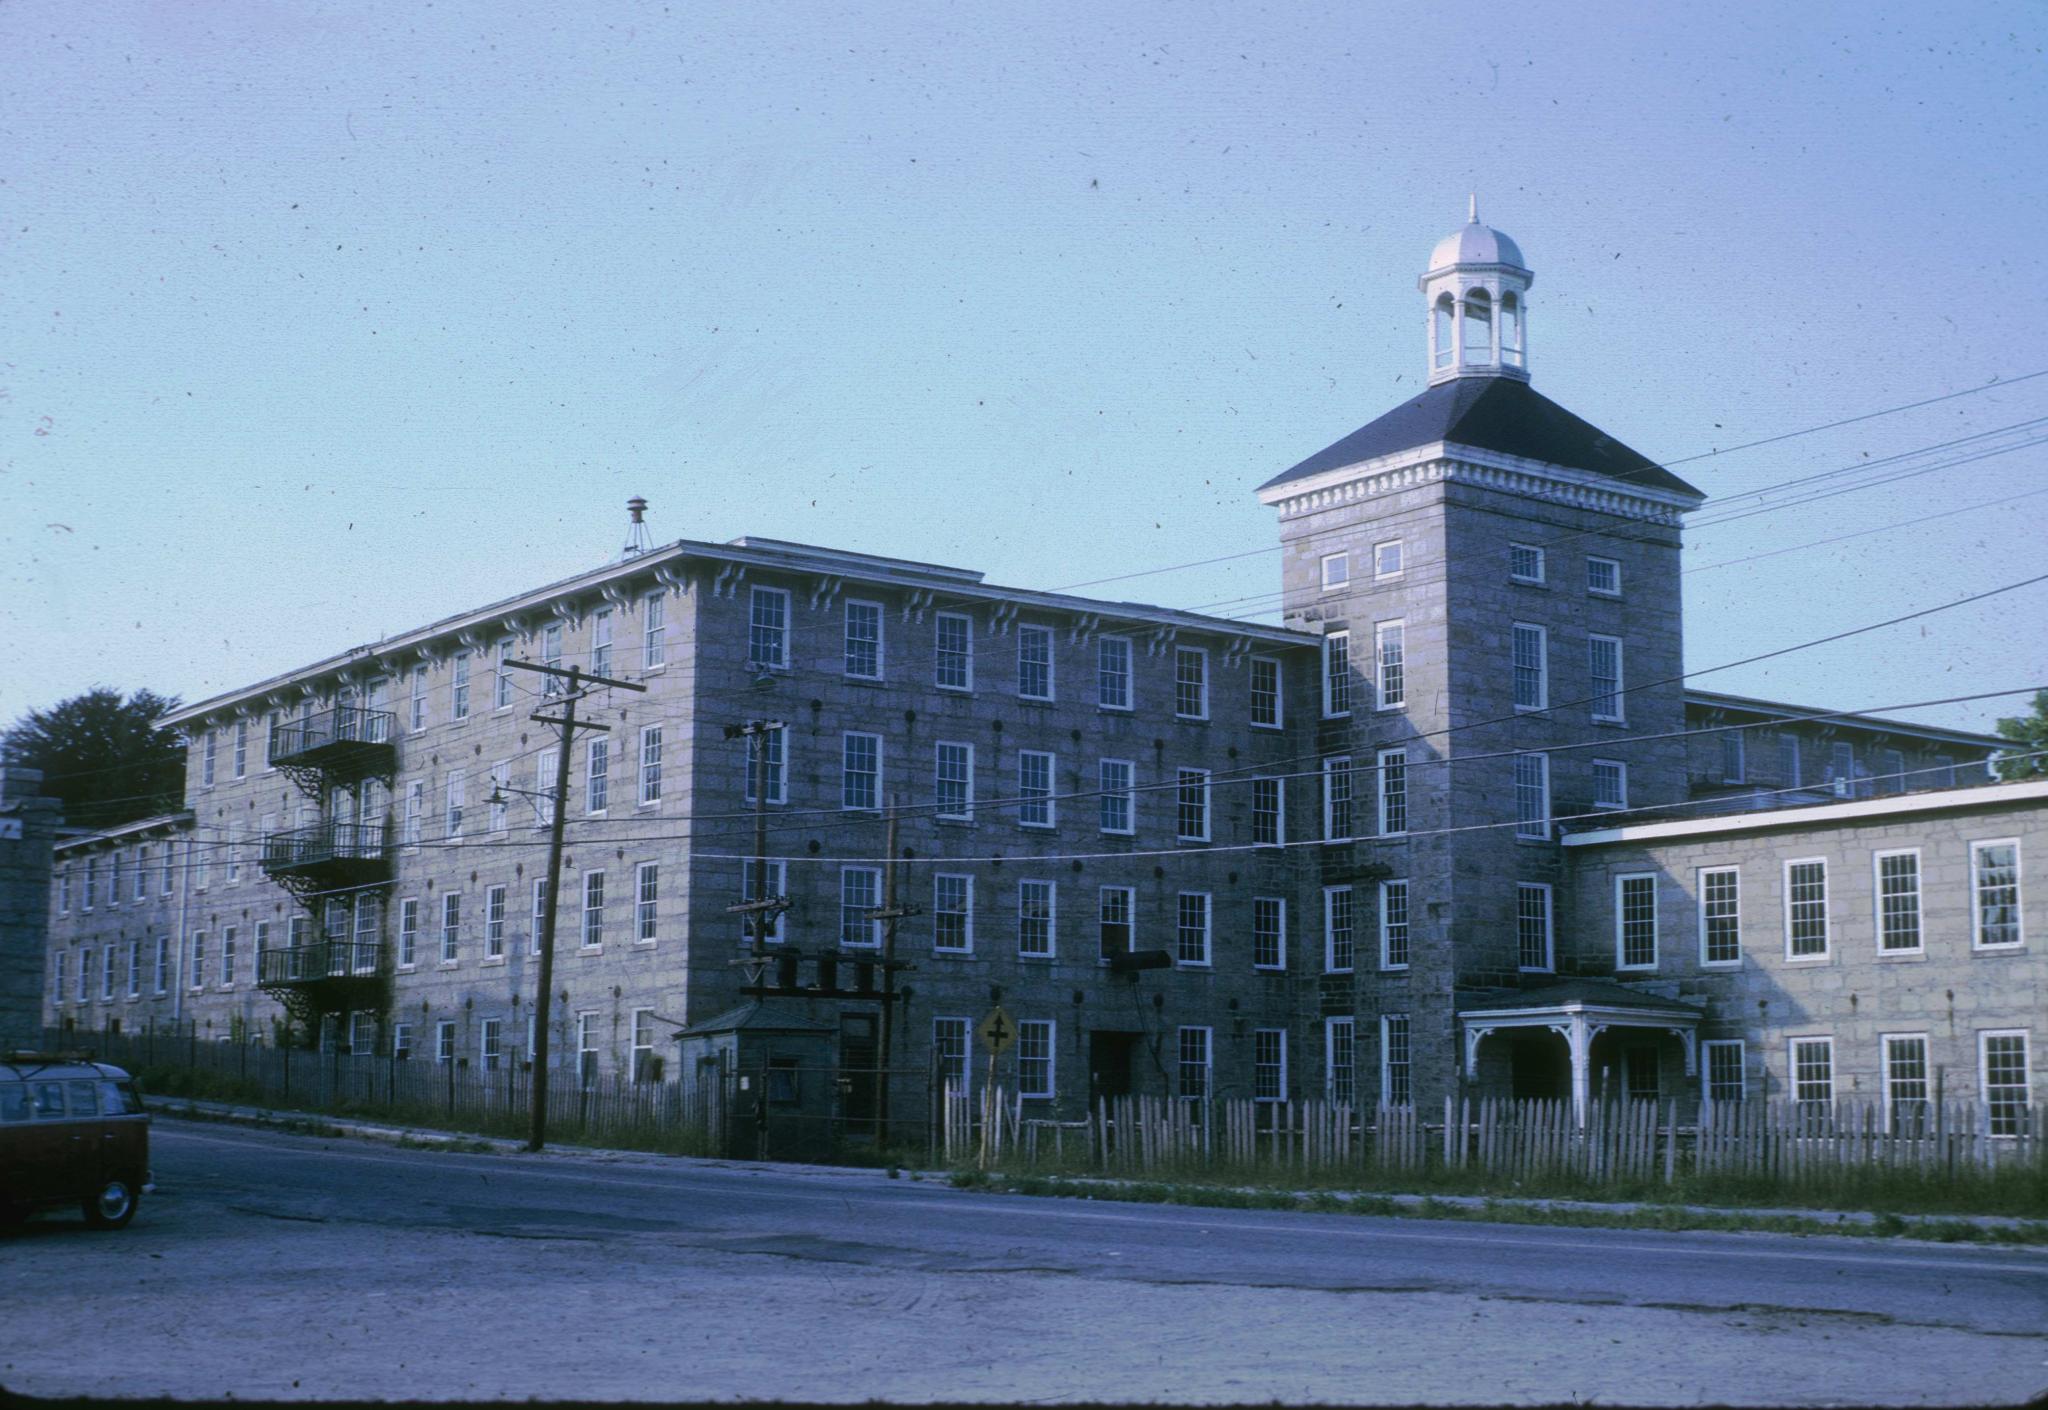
<box><xmin>623</xmin><ymin>497</ymin><xmax>652</xmax><ymax>559</ymax></box>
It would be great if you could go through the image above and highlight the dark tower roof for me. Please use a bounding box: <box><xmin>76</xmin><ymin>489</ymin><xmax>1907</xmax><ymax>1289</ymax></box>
<box><xmin>1258</xmin><ymin>377</ymin><xmax>1703</xmax><ymax>500</ymax></box>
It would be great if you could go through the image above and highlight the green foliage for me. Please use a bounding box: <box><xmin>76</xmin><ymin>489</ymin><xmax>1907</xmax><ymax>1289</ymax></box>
<box><xmin>1993</xmin><ymin>688</ymin><xmax>2048</xmax><ymax>780</ymax></box>
<box><xmin>2</xmin><ymin>686</ymin><xmax>185</xmax><ymax>829</ymax></box>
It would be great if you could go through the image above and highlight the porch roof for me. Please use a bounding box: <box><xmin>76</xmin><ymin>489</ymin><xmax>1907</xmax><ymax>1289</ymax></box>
<box><xmin>674</xmin><ymin>1001</ymin><xmax>838</xmax><ymax>1039</ymax></box>
<box><xmin>1457</xmin><ymin>977</ymin><xmax>1704</xmax><ymax>1024</ymax></box>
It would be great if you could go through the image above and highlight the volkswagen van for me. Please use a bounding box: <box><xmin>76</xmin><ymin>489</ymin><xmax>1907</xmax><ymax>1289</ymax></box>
<box><xmin>0</xmin><ymin>1053</ymin><xmax>152</xmax><ymax>1229</ymax></box>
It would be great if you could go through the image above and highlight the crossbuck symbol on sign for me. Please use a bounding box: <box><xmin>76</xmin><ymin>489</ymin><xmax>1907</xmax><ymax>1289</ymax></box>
<box><xmin>976</xmin><ymin>1006</ymin><xmax>1016</xmax><ymax>1056</ymax></box>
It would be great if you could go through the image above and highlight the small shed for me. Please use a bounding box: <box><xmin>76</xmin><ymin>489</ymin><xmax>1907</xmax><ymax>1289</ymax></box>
<box><xmin>675</xmin><ymin>1001</ymin><xmax>837</xmax><ymax>1161</ymax></box>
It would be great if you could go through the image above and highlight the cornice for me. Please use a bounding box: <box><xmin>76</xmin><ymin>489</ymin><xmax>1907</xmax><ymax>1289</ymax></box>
<box><xmin>1259</xmin><ymin>443</ymin><xmax>1698</xmax><ymax>526</ymax></box>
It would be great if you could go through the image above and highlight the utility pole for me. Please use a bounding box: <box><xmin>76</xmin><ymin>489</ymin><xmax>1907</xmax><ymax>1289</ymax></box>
<box><xmin>722</xmin><ymin>721</ymin><xmax>788</xmax><ymax>958</ymax></box>
<box><xmin>866</xmin><ymin>796</ymin><xmax>921</xmax><ymax>1143</ymax></box>
<box><xmin>502</xmin><ymin>658</ymin><xmax>645</xmax><ymax>1152</ymax></box>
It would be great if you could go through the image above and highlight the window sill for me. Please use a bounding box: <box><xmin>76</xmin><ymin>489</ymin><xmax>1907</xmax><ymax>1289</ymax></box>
<box><xmin>1700</xmin><ymin>959</ymin><xmax>1742</xmax><ymax>970</ymax></box>
<box><xmin>1250</xmin><ymin>721</ymin><xmax>1284</xmax><ymax>732</ymax></box>
<box><xmin>933</xmin><ymin>948</ymin><xmax>974</xmax><ymax>959</ymax></box>
<box><xmin>437</xmin><ymin>961</ymin><xmax>460</xmax><ymax>971</ymax></box>
<box><xmin>482</xmin><ymin>955</ymin><xmax>507</xmax><ymax>967</ymax></box>
<box><xmin>633</xmin><ymin>938</ymin><xmax>657</xmax><ymax>948</ymax></box>
<box><xmin>1784</xmin><ymin>954</ymin><xmax>1831</xmax><ymax>964</ymax></box>
<box><xmin>1972</xmin><ymin>943</ymin><xmax>2028</xmax><ymax>954</ymax></box>
<box><xmin>1173</xmin><ymin>714</ymin><xmax>1210</xmax><ymax>725</ymax></box>
<box><xmin>1877</xmin><ymin>949</ymin><xmax>1926</xmax><ymax>960</ymax></box>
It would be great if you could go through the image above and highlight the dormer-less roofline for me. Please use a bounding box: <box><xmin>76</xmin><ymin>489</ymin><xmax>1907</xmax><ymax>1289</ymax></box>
<box><xmin>52</xmin><ymin>811</ymin><xmax>195</xmax><ymax>855</ymax></box>
<box><xmin>1683</xmin><ymin>689</ymin><xmax>2006</xmax><ymax>751</ymax></box>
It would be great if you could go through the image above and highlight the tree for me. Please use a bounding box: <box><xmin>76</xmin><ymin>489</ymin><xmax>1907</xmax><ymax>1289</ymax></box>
<box><xmin>1</xmin><ymin>687</ymin><xmax>186</xmax><ymax>830</ymax></box>
<box><xmin>1993</xmin><ymin>689</ymin><xmax>2048</xmax><ymax>781</ymax></box>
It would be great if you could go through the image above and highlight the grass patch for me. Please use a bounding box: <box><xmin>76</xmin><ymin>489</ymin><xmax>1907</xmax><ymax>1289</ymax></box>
<box><xmin>965</xmin><ymin>1173</ymin><xmax>2048</xmax><ymax>1246</ymax></box>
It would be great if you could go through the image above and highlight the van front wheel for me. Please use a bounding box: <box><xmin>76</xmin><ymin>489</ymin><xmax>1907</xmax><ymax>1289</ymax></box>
<box><xmin>82</xmin><ymin>1179</ymin><xmax>138</xmax><ymax>1229</ymax></box>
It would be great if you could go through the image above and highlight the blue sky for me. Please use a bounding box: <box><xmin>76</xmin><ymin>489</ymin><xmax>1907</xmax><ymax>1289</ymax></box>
<box><xmin>3</xmin><ymin>0</ymin><xmax>2044</xmax><ymax>736</ymax></box>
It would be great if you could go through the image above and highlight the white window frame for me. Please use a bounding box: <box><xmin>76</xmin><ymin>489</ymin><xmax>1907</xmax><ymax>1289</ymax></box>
<box><xmin>590</xmin><ymin>606</ymin><xmax>613</xmax><ymax>678</ymax></box>
<box><xmin>1880</xmin><ymin>1032</ymin><xmax>1931</xmax><ymax>1132</ymax></box>
<box><xmin>1380</xmin><ymin>1014</ymin><xmax>1412</xmax><ymax>1106</ymax></box>
<box><xmin>398</xmin><ymin>898</ymin><xmax>419</xmax><ymax>969</ymax></box>
<box><xmin>451</xmin><ymin>651</ymin><xmax>472</xmax><ymax>719</ymax></box>
<box><xmin>743</xmin><ymin>726</ymin><xmax>787</xmax><ymax>806</ymax></box>
<box><xmin>1514</xmin><ymin>753</ymin><xmax>1551</xmax><ymax>840</ymax></box>
<box><xmin>748</xmin><ymin>586</ymin><xmax>791</xmax><ymax>672</ymax></box>
<box><xmin>1702</xmin><ymin>1039</ymin><xmax>1745</xmax><ymax>1104</ymax></box>
<box><xmin>934</xmin><ymin>610</ymin><xmax>974</xmax><ymax>692</ymax></box>
<box><xmin>1097</xmin><ymin>636</ymin><xmax>1133</xmax><ymax>711</ymax></box>
<box><xmin>1175</xmin><ymin>891</ymin><xmax>1211</xmax><ymax>968</ymax></box>
<box><xmin>932</xmin><ymin>873</ymin><xmax>974</xmax><ymax>954</ymax></box>
<box><xmin>635</xmin><ymin>861</ymin><xmax>660</xmax><ymax>944</ymax></box>
<box><xmin>638</xmin><ymin>724</ymin><xmax>664</xmax><ymax>807</ymax></box>
<box><xmin>1325</xmin><ymin>1016</ymin><xmax>1355</xmax><ymax>1106</ymax></box>
<box><xmin>739</xmin><ymin>859</ymin><xmax>786</xmax><ymax>944</ymax></box>
<box><xmin>409</xmin><ymin>666</ymin><xmax>429</xmax><ymax>734</ymax></box>
<box><xmin>934</xmin><ymin>741</ymin><xmax>974</xmax><ymax>821</ymax></box>
<box><xmin>1379</xmin><ymin>878</ymin><xmax>1409</xmax><ymax>970</ymax></box>
<box><xmin>1251</xmin><ymin>777</ymin><xmax>1283</xmax><ymax>847</ymax></box>
<box><xmin>1017</xmin><ymin>750</ymin><xmax>1055</xmax><ymax>830</ymax></box>
<box><xmin>485</xmin><ymin>884</ymin><xmax>507</xmax><ymax>960</ymax></box>
<box><xmin>1979</xmin><ymin>1030</ymin><xmax>2032</xmax><ymax>1136</ymax></box>
<box><xmin>1319</xmin><ymin>552</ymin><xmax>1349</xmax><ymax>592</ymax></box>
<box><xmin>1373</xmin><ymin>539</ymin><xmax>1403</xmax><ymax>582</ymax></box>
<box><xmin>842</xmin><ymin>731</ymin><xmax>882</xmax><ymax>813</ymax></box>
<box><xmin>1615</xmin><ymin>872</ymin><xmax>1658</xmax><ymax>971</ymax></box>
<box><xmin>1588</xmin><ymin>635</ymin><xmax>1625</xmax><ymax>724</ymax></box>
<box><xmin>1098</xmin><ymin>758</ymin><xmax>1134</xmax><ymax>836</ymax></box>
<box><xmin>839</xmin><ymin>866</ymin><xmax>882</xmax><ymax>949</ymax></box>
<box><xmin>1586</xmin><ymin>555</ymin><xmax>1622</xmax><ymax>597</ymax></box>
<box><xmin>1174</xmin><ymin>645</ymin><xmax>1209</xmax><ymax>720</ymax></box>
<box><xmin>1249</xmin><ymin>656</ymin><xmax>1283</xmax><ymax>729</ymax></box>
<box><xmin>1018</xmin><ymin>879</ymin><xmax>1056</xmax><ymax>959</ymax></box>
<box><xmin>1176</xmin><ymin>1026</ymin><xmax>1213</xmax><ymax>1101</ymax></box>
<box><xmin>1591</xmin><ymin>758</ymin><xmax>1628</xmax><ymax>811</ymax></box>
<box><xmin>1098</xmin><ymin>885</ymin><xmax>1134</xmax><ymax>963</ymax></box>
<box><xmin>1376</xmin><ymin>749</ymin><xmax>1407</xmax><ymax>836</ymax></box>
<box><xmin>580</xmin><ymin>869</ymin><xmax>605</xmax><ymax>950</ymax></box>
<box><xmin>1511</xmin><ymin>622</ymin><xmax>1548</xmax><ymax>711</ymax></box>
<box><xmin>1323</xmin><ymin>756</ymin><xmax>1353</xmax><ymax>843</ymax></box>
<box><xmin>1784</xmin><ymin>857</ymin><xmax>1830</xmax><ymax>961</ymax></box>
<box><xmin>1017</xmin><ymin>623</ymin><xmax>1054</xmax><ymax>701</ymax></box>
<box><xmin>1253</xmin><ymin>1029</ymin><xmax>1289</xmax><ymax>1103</ymax></box>
<box><xmin>1175</xmin><ymin>767</ymin><xmax>1211</xmax><ymax>843</ymax></box>
<box><xmin>1253</xmin><ymin>896</ymin><xmax>1286</xmax><ymax>971</ymax></box>
<box><xmin>440</xmin><ymin>891</ymin><xmax>461</xmax><ymax>964</ymax></box>
<box><xmin>1321</xmin><ymin>630</ymin><xmax>1351</xmax><ymax>718</ymax></box>
<box><xmin>1970</xmin><ymin>838</ymin><xmax>2024</xmax><ymax>949</ymax></box>
<box><xmin>1874</xmin><ymin>848</ymin><xmax>1923</xmax><ymax>954</ymax></box>
<box><xmin>1374</xmin><ymin>620</ymin><xmax>1405</xmax><ymax>711</ymax></box>
<box><xmin>1323</xmin><ymin>884</ymin><xmax>1355</xmax><ymax>974</ymax></box>
<box><xmin>1017</xmin><ymin>1019</ymin><xmax>1056</xmax><ymax>1100</ymax></box>
<box><xmin>585</xmin><ymin>738</ymin><xmax>609</xmax><ymax>816</ymax></box>
<box><xmin>1509</xmin><ymin>542</ymin><xmax>1545</xmax><ymax>585</ymax></box>
<box><xmin>641</xmin><ymin>592</ymin><xmax>667</xmax><ymax>671</ymax></box>
<box><xmin>1698</xmin><ymin>866</ymin><xmax>1742</xmax><ymax>968</ymax></box>
<box><xmin>1789</xmin><ymin>1036</ymin><xmax>1834</xmax><ymax>1106</ymax></box>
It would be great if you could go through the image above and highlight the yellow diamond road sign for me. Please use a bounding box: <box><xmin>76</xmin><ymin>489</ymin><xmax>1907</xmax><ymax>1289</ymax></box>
<box><xmin>976</xmin><ymin>1006</ymin><xmax>1017</xmax><ymax>1056</ymax></box>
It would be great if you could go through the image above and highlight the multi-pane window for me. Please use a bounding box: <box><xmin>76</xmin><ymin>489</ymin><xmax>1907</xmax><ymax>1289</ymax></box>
<box><xmin>1592</xmin><ymin>759</ymin><xmax>1628</xmax><ymax>810</ymax></box>
<box><xmin>1509</xmin><ymin>543</ymin><xmax>1545</xmax><ymax>584</ymax></box>
<box><xmin>1785</xmin><ymin>859</ymin><xmax>1829</xmax><ymax>958</ymax></box>
<box><xmin>934</xmin><ymin>612</ymin><xmax>973</xmax><ymax>691</ymax></box>
<box><xmin>126</xmin><ymin>938</ymin><xmax>141</xmax><ymax>997</ymax></box>
<box><xmin>1252</xmin><ymin>778</ymin><xmax>1282</xmax><ymax>846</ymax></box>
<box><xmin>1097</xmin><ymin>637</ymin><xmax>1133</xmax><ymax>710</ymax></box>
<box><xmin>738</xmin><ymin>859</ymin><xmax>786</xmax><ymax>943</ymax></box>
<box><xmin>1250</xmin><ymin>657</ymin><xmax>1281</xmax><ymax>728</ymax></box>
<box><xmin>1176</xmin><ymin>768</ymin><xmax>1210</xmax><ymax>841</ymax></box>
<box><xmin>1099</xmin><ymin>759</ymin><xmax>1134</xmax><ymax>834</ymax></box>
<box><xmin>445</xmin><ymin>770</ymin><xmax>466</xmax><ymax>838</ymax></box>
<box><xmin>203</xmin><ymin>732</ymin><xmax>217</xmax><ymax>787</ymax></box>
<box><xmin>1323</xmin><ymin>757</ymin><xmax>1354</xmax><ymax>841</ymax></box>
<box><xmin>590</xmin><ymin>608</ymin><xmax>613</xmax><ymax>678</ymax></box>
<box><xmin>441</xmin><ymin>892</ymin><xmax>462</xmax><ymax>963</ymax></box>
<box><xmin>481</xmin><ymin>1018</ymin><xmax>503</xmax><ymax>1073</ymax></box>
<box><xmin>1176</xmin><ymin>892</ymin><xmax>1211</xmax><ymax>966</ymax></box>
<box><xmin>1876</xmin><ymin>851</ymin><xmax>1922</xmax><ymax>952</ymax></box>
<box><xmin>1586</xmin><ymin>556</ymin><xmax>1621</xmax><ymax>596</ymax></box>
<box><xmin>1971</xmin><ymin>841</ymin><xmax>2022</xmax><ymax>948</ymax></box>
<box><xmin>1516</xmin><ymin>883</ymin><xmax>1553</xmax><ymax>971</ymax></box>
<box><xmin>540</xmin><ymin>622</ymin><xmax>564</xmax><ymax>693</ymax></box>
<box><xmin>152</xmin><ymin>935</ymin><xmax>169</xmax><ymax>994</ymax></box>
<box><xmin>1377</xmin><ymin>750</ymin><xmax>1408</xmax><ymax>836</ymax></box>
<box><xmin>1981</xmin><ymin>1032</ymin><xmax>2031</xmax><ymax>1136</ymax></box>
<box><xmin>485</xmin><ymin>884</ymin><xmax>507</xmax><ymax>959</ymax></box>
<box><xmin>410</xmin><ymin>666</ymin><xmax>429</xmax><ymax>732</ymax></box>
<box><xmin>586</xmin><ymin>739</ymin><xmax>609</xmax><ymax>814</ymax></box>
<box><xmin>1018</xmin><ymin>751</ymin><xmax>1054</xmax><ymax>829</ymax></box>
<box><xmin>1588</xmin><ymin>636</ymin><xmax>1624</xmax><ymax>722</ymax></box>
<box><xmin>1174</xmin><ymin>647</ymin><xmax>1208</xmax><ymax>719</ymax></box>
<box><xmin>486</xmin><ymin>762</ymin><xmax>509</xmax><ymax>831</ymax></box>
<box><xmin>934</xmin><ymin>742</ymin><xmax>973</xmax><ymax>820</ymax></box>
<box><xmin>1380</xmin><ymin>879</ymin><xmax>1410</xmax><ymax>969</ymax></box>
<box><xmin>1326</xmin><ymin>1017</ymin><xmax>1356</xmax><ymax>1105</ymax></box>
<box><xmin>1018</xmin><ymin>1020</ymin><xmax>1055</xmax><ymax>1099</ymax></box>
<box><xmin>402</xmin><ymin>780</ymin><xmax>424</xmax><ymax>847</ymax></box>
<box><xmin>1878</xmin><ymin>748</ymin><xmax>1907</xmax><ymax>794</ymax></box>
<box><xmin>1777</xmin><ymin>732</ymin><xmax>1803</xmax><ymax>788</ymax></box>
<box><xmin>1098</xmin><ymin>886</ymin><xmax>1133</xmax><ymax>961</ymax></box>
<box><xmin>841</xmin><ymin>600</ymin><xmax>883</xmax><ymax>679</ymax></box>
<box><xmin>1177</xmin><ymin>1027</ymin><xmax>1212</xmax><ymax>1101</ymax></box>
<box><xmin>1019</xmin><ymin>880</ymin><xmax>1055</xmax><ymax>958</ymax></box>
<box><xmin>744</xmin><ymin>727</ymin><xmax>786</xmax><ymax>805</ymax></box>
<box><xmin>85</xmin><ymin>945</ymin><xmax>102</xmax><ymax>1000</ymax></box>
<box><xmin>1791</xmin><ymin>1037</ymin><xmax>1834</xmax><ymax>1107</ymax></box>
<box><xmin>634</xmin><ymin>862</ymin><xmax>659</xmax><ymax>942</ymax></box>
<box><xmin>398</xmin><ymin>899</ymin><xmax>419</xmax><ymax>967</ymax></box>
<box><xmin>1254</xmin><ymin>1030</ymin><xmax>1287</xmax><ymax>1102</ymax></box>
<box><xmin>642</xmin><ymin>593</ymin><xmax>666</xmax><ymax>669</ymax></box>
<box><xmin>1253</xmin><ymin>897</ymin><xmax>1286</xmax><ymax>970</ymax></box>
<box><xmin>749</xmin><ymin>586</ymin><xmax>790</xmax><ymax>670</ymax></box>
<box><xmin>581</xmin><ymin>870</ymin><xmax>605</xmax><ymax>948</ymax></box>
<box><xmin>234</xmin><ymin>718</ymin><xmax>250</xmax><ymax>777</ymax></box>
<box><xmin>1511</xmin><ymin>623</ymin><xmax>1547</xmax><ymax>710</ymax></box>
<box><xmin>933</xmin><ymin>1018</ymin><xmax>970</xmax><ymax>1095</ymax></box>
<box><xmin>1374</xmin><ymin>540</ymin><xmax>1403</xmax><ymax>581</ymax></box>
<box><xmin>451</xmin><ymin>651</ymin><xmax>471</xmax><ymax>719</ymax></box>
<box><xmin>1018</xmin><ymin>624</ymin><xmax>1053</xmax><ymax>700</ymax></box>
<box><xmin>840</xmin><ymin>867</ymin><xmax>882</xmax><ymax>948</ymax></box>
<box><xmin>83</xmin><ymin>858</ymin><xmax>96</xmax><ymax>910</ymax></box>
<box><xmin>1375</xmin><ymin>621</ymin><xmax>1405</xmax><ymax>709</ymax></box>
<box><xmin>1381</xmin><ymin>1015</ymin><xmax>1412</xmax><ymax>1106</ymax></box>
<box><xmin>1703</xmin><ymin>1040</ymin><xmax>1745</xmax><ymax>1104</ymax></box>
<box><xmin>576</xmin><ymin>1012</ymin><xmax>601</xmax><ymax>1084</ymax></box>
<box><xmin>1882</xmin><ymin>1034</ymin><xmax>1929</xmax><ymax>1130</ymax></box>
<box><xmin>52</xmin><ymin>950</ymin><xmax>66</xmax><ymax>1006</ymax></box>
<box><xmin>1320</xmin><ymin>552</ymin><xmax>1349</xmax><ymax>591</ymax></box>
<box><xmin>1322</xmin><ymin>630</ymin><xmax>1352</xmax><ymax>717</ymax></box>
<box><xmin>1514</xmin><ymin>753</ymin><xmax>1550</xmax><ymax>840</ymax></box>
<box><xmin>111</xmin><ymin>935</ymin><xmax>129</xmax><ymax>996</ymax></box>
<box><xmin>1324</xmin><ymin>885</ymin><xmax>1355</xmax><ymax>973</ymax></box>
<box><xmin>391</xmin><ymin>1023</ymin><xmax>413</xmax><ymax>1062</ymax></box>
<box><xmin>933</xmin><ymin>874</ymin><xmax>973</xmax><ymax>953</ymax></box>
<box><xmin>1617</xmin><ymin>874</ymin><xmax>1658</xmax><ymax>969</ymax></box>
<box><xmin>1827</xmin><ymin>740</ymin><xmax>1856</xmax><ymax>792</ymax></box>
<box><xmin>352</xmin><ymin>896</ymin><xmax>379</xmax><ymax>971</ymax></box>
<box><xmin>639</xmin><ymin>725</ymin><xmax>663</xmax><ymax>805</ymax></box>
<box><xmin>842</xmin><ymin>732</ymin><xmax>881</xmax><ymax>812</ymax></box>
<box><xmin>1700</xmin><ymin>867</ymin><xmax>1741</xmax><ymax>965</ymax></box>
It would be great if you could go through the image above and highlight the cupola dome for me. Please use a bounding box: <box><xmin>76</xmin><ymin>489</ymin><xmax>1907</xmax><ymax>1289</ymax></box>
<box><xmin>1418</xmin><ymin>197</ymin><xmax>1533</xmax><ymax>386</ymax></box>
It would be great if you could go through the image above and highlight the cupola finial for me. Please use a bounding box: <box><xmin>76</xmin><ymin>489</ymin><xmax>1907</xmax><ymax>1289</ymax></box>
<box><xmin>1469</xmin><ymin>192</ymin><xmax>1478</xmax><ymax>224</ymax></box>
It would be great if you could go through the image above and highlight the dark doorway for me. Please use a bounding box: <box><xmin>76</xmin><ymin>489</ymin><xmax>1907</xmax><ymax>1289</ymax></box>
<box><xmin>1509</xmin><ymin>1032</ymin><xmax>1568</xmax><ymax>1101</ymax></box>
<box><xmin>1089</xmin><ymin>1031</ymin><xmax>1139</xmax><ymax>1105</ymax></box>
<box><xmin>838</xmin><ymin>1013</ymin><xmax>878</xmax><ymax>1134</ymax></box>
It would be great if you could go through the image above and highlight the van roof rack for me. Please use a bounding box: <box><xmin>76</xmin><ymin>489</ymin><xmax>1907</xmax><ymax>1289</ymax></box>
<box><xmin>2</xmin><ymin>1049</ymin><xmax>99</xmax><ymax>1066</ymax></box>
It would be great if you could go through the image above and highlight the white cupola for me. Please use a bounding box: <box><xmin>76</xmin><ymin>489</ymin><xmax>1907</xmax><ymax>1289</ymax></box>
<box><xmin>1419</xmin><ymin>197</ymin><xmax>1532</xmax><ymax>385</ymax></box>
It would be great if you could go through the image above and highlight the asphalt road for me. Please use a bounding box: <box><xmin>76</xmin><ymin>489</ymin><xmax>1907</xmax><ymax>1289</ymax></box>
<box><xmin>4</xmin><ymin>1118</ymin><xmax>2046</xmax><ymax>1405</ymax></box>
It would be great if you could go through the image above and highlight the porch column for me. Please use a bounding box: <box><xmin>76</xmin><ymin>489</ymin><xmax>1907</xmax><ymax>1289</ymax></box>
<box><xmin>1565</xmin><ymin>1015</ymin><xmax>1592</xmax><ymax>1127</ymax></box>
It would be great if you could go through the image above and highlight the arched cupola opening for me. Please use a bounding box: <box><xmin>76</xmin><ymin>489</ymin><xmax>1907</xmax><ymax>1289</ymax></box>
<box><xmin>1461</xmin><ymin>289</ymin><xmax>1493</xmax><ymax>366</ymax></box>
<box><xmin>1432</xmin><ymin>294</ymin><xmax>1456</xmax><ymax>373</ymax></box>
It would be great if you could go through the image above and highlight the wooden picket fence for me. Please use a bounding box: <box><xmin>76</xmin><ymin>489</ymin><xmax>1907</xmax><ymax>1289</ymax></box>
<box><xmin>957</xmin><ymin>1088</ymin><xmax>2048</xmax><ymax>1188</ymax></box>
